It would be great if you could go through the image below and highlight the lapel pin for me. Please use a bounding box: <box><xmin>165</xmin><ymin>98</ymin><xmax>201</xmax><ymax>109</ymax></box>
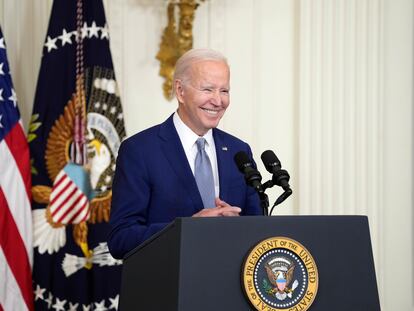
<box><xmin>222</xmin><ymin>146</ymin><xmax>228</xmax><ymax>151</ymax></box>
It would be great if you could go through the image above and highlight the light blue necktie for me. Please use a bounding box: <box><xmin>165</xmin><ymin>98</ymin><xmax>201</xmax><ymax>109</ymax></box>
<box><xmin>194</xmin><ymin>138</ymin><xmax>216</xmax><ymax>208</ymax></box>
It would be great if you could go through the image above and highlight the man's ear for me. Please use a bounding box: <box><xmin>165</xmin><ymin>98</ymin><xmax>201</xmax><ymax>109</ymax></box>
<box><xmin>174</xmin><ymin>79</ymin><xmax>185</xmax><ymax>103</ymax></box>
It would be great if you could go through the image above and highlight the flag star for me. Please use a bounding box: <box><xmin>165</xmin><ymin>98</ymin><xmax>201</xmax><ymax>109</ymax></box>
<box><xmin>0</xmin><ymin>63</ymin><xmax>5</xmax><ymax>75</ymax></box>
<box><xmin>94</xmin><ymin>300</ymin><xmax>107</xmax><ymax>311</ymax></box>
<box><xmin>68</xmin><ymin>302</ymin><xmax>79</xmax><ymax>311</ymax></box>
<box><xmin>100</xmin><ymin>23</ymin><xmax>109</xmax><ymax>39</ymax></box>
<box><xmin>112</xmin><ymin>164</ymin><xmax>116</xmax><ymax>171</ymax></box>
<box><xmin>81</xmin><ymin>22</ymin><xmax>89</xmax><ymax>39</ymax></box>
<box><xmin>94</xmin><ymin>78</ymin><xmax>102</xmax><ymax>88</ymax></box>
<box><xmin>34</xmin><ymin>285</ymin><xmax>46</xmax><ymax>301</ymax></box>
<box><xmin>82</xmin><ymin>305</ymin><xmax>92</xmax><ymax>311</ymax></box>
<box><xmin>0</xmin><ymin>115</ymin><xmax>3</xmax><ymax>128</ymax></box>
<box><xmin>107</xmin><ymin>80</ymin><xmax>116</xmax><ymax>94</ymax></box>
<box><xmin>0</xmin><ymin>37</ymin><xmax>5</xmax><ymax>49</ymax></box>
<box><xmin>59</xmin><ymin>28</ymin><xmax>72</xmax><ymax>46</ymax></box>
<box><xmin>109</xmin><ymin>295</ymin><xmax>119</xmax><ymax>310</ymax></box>
<box><xmin>9</xmin><ymin>89</ymin><xmax>17</xmax><ymax>107</ymax></box>
<box><xmin>117</xmin><ymin>113</ymin><xmax>123</xmax><ymax>120</ymax></box>
<box><xmin>101</xmin><ymin>78</ymin><xmax>108</xmax><ymax>90</ymax></box>
<box><xmin>45</xmin><ymin>292</ymin><xmax>54</xmax><ymax>309</ymax></box>
<box><xmin>45</xmin><ymin>36</ymin><xmax>58</xmax><ymax>52</ymax></box>
<box><xmin>100</xmin><ymin>185</ymin><xmax>108</xmax><ymax>192</ymax></box>
<box><xmin>105</xmin><ymin>175</ymin><xmax>111</xmax><ymax>183</ymax></box>
<box><xmin>94</xmin><ymin>101</ymin><xmax>101</xmax><ymax>109</ymax></box>
<box><xmin>52</xmin><ymin>298</ymin><xmax>66</xmax><ymax>311</ymax></box>
<box><xmin>110</xmin><ymin>106</ymin><xmax>116</xmax><ymax>114</ymax></box>
<box><xmin>102</xmin><ymin>103</ymin><xmax>108</xmax><ymax>111</ymax></box>
<box><xmin>89</xmin><ymin>21</ymin><xmax>100</xmax><ymax>38</ymax></box>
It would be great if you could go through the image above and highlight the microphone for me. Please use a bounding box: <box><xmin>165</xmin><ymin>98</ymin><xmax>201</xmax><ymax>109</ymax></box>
<box><xmin>261</xmin><ymin>150</ymin><xmax>291</xmax><ymax>191</ymax></box>
<box><xmin>234</xmin><ymin>151</ymin><xmax>264</xmax><ymax>194</ymax></box>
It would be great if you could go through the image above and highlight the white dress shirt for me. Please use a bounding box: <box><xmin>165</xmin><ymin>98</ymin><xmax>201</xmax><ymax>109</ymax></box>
<box><xmin>173</xmin><ymin>112</ymin><xmax>220</xmax><ymax>198</ymax></box>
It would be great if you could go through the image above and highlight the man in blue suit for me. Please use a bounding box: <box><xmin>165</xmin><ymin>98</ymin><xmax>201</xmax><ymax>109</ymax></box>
<box><xmin>108</xmin><ymin>48</ymin><xmax>261</xmax><ymax>259</ymax></box>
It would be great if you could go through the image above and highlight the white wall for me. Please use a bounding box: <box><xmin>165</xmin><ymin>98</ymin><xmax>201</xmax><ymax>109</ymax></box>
<box><xmin>0</xmin><ymin>0</ymin><xmax>412</xmax><ymax>309</ymax></box>
<box><xmin>382</xmin><ymin>0</ymin><xmax>413</xmax><ymax>308</ymax></box>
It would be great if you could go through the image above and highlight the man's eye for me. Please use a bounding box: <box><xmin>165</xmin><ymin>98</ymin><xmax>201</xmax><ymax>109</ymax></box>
<box><xmin>221</xmin><ymin>89</ymin><xmax>229</xmax><ymax>94</ymax></box>
<box><xmin>202</xmin><ymin>88</ymin><xmax>212</xmax><ymax>93</ymax></box>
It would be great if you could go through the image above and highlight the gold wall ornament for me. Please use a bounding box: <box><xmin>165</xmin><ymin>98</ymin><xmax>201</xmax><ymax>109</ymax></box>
<box><xmin>156</xmin><ymin>0</ymin><xmax>206</xmax><ymax>100</ymax></box>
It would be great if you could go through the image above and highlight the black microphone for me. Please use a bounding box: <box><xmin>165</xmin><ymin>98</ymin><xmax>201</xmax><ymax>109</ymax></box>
<box><xmin>261</xmin><ymin>150</ymin><xmax>291</xmax><ymax>191</ymax></box>
<box><xmin>234</xmin><ymin>151</ymin><xmax>264</xmax><ymax>194</ymax></box>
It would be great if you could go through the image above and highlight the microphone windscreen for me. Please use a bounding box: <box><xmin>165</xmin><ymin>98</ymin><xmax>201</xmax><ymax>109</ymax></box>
<box><xmin>261</xmin><ymin>150</ymin><xmax>281</xmax><ymax>171</ymax></box>
<box><xmin>234</xmin><ymin>151</ymin><xmax>251</xmax><ymax>171</ymax></box>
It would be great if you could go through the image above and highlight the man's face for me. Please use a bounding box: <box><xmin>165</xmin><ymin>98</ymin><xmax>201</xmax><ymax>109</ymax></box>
<box><xmin>176</xmin><ymin>60</ymin><xmax>230</xmax><ymax>136</ymax></box>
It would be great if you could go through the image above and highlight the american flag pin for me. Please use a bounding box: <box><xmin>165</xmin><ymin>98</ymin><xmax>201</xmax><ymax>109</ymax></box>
<box><xmin>222</xmin><ymin>146</ymin><xmax>228</xmax><ymax>151</ymax></box>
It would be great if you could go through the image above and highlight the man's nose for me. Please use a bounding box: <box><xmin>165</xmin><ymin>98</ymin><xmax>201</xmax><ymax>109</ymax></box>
<box><xmin>211</xmin><ymin>89</ymin><xmax>223</xmax><ymax>105</ymax></box>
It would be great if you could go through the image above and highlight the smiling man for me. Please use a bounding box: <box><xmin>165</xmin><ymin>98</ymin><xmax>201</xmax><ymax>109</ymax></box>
<box><xmin>108</xmin><ymin>49</ymin><xmax>261</xmax><ymax>259</ymax></box>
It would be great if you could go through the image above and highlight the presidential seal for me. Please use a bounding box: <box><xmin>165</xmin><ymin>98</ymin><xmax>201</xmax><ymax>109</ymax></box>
<box><xmin>242</xmin><ymin>237</ymin><xmax>318</xmax><ymax>311</ymax></box>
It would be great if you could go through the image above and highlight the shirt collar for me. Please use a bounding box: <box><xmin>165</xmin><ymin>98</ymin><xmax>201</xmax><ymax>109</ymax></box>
<box><xmin>173</xmin><ymin>111</ymin><xmax>214</xmax><ymax>150</ymax></box>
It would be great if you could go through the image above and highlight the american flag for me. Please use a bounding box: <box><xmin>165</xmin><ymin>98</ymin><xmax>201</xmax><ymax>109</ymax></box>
<box><xmin>0</xmin><ymin>29</ymin><xmax>34</xmax><ymax>311</ymax></box>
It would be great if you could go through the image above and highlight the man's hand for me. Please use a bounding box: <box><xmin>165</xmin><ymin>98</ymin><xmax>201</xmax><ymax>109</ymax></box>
<box><xmin>192</xmin><ymin>198</ymin><xmax>241</xmax><ymax>217</ymax></box>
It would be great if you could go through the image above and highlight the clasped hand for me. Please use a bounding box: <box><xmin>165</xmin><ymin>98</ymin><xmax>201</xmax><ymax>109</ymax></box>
<box><xmin>192</xmin><ymin>198</ymin><xmax>241</xmax><ymax>217</ymax></box>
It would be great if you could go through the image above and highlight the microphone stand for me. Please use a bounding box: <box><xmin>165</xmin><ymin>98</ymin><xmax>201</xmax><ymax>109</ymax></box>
<box><xmin>257</xmin><ymin>190</ymin><xmax>269</xmax><ymax>216</ymax></box>
<box><xmin>261</xmin><ymin>180</ymin><xmax>292</xmax><ymax>216</ymax></box>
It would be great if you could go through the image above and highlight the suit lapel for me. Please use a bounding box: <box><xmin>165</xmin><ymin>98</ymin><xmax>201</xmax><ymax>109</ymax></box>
<box><xmin>158</xmin><ymin>115</ymin><xmax>203</xmax><ymax>210</ymax></box>
<box><xmin>213</xmin><ymin>129</ymin><xmax>232</xmax><ymax>201</ymax></box>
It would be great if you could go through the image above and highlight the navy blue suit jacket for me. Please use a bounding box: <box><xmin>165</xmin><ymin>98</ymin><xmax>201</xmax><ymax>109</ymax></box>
<box><xmin>108</xmin><ymin>115</ymin><xmax>261</xmax><ymax>259</ymax></box>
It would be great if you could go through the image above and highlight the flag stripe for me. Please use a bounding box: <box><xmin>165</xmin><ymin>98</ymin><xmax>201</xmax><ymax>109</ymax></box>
<box><xmin>0</xmin><ymin>190</ymin><xmax>33</xmax><ymax>311</ymax></box>
<box><xmin>52</xmin><ymin>186</ymin><xmax>78</xmax><ymax>219</ymax></box>
<box><xmin>49</xmin><ymin>173</ymin><xmax>68</xmax><ymax>201</ymax></box>
<box><xmin>61</xmin><ymin>196</ymin><xmax>88</xmax><ymax>224</ymax></box>
<box><xmin>49</xmin><ymin>183</ymin><xmax>77</xmax><ymax>219</ymax></box>
<box><xmin>79</xmin><ymin>205</ymin><xmax>91</xmax><ymax>223</ymax></box>
<box><xmin>57</xmin><ymin>191</ymin><xmax>85</xmax><ymax>223</ymax></box>
<box><xmin>67</xmin><ymin>199</ymin><xmax>88</xmax><ymax>224</ymax></box>
<box><xmin>49</xmin><ymin>175</ymin><xmax>72</xmax><ymax>207</ymax></box>
<box><xmin>0</xmin><ymin>248</ymin><xmax>29</xmax><ymax>311</ymax></box>
<box><xmin>0</xmin><ymin>127</ymin><xmax>32</xmax><ymax>264</ymax></box>
<box><xmin>4</xmin><ymin>123</ymin><xmax>32</xmax><ymax>199</ymax></box>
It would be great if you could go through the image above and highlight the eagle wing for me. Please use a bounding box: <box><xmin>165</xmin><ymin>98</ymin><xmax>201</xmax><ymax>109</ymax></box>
<box><xmin>88</xmin><ymin>191</ymin><xmax>112</xmax><ymax>224</ymax></box>
<box><xmin>45</xmin><ymin>95</ymin><xmax>77</xmax><ymax>182</ymax></box>
<box><xmin>286</xmin><ymin>265</ymin><xmax>295</xmax><ymax>286</ymax></box>
<box><xmin>265</xmin><ymin>265</ymin><xmax>278</xmax><ymax>287</ymax></box>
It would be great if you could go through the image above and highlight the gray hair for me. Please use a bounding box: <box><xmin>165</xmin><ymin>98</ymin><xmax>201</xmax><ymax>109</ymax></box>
<box><xmin>173</xmin><ymin>48</ymin><xmax>228</xmax><ymax>84</ymax></box>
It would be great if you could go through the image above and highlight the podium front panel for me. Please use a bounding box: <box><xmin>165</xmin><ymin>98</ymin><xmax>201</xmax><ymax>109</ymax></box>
<box><xmin>121</xmin><ymin>216</ymin><xmax>380</xmax><ymax>311</ymax></box>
